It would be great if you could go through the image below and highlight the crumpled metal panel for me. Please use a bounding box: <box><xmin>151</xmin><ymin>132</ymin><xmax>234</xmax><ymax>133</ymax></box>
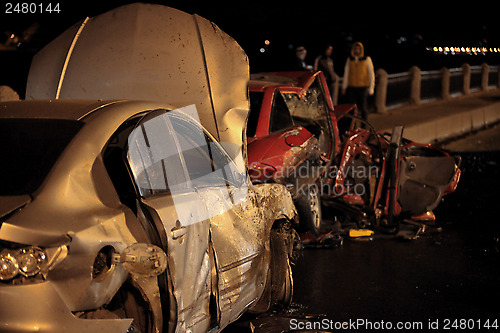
<box><xmin>26</xmin><ymin>3</ymin><xmax>250</xmax><ymax>163</ymax></box>
<box><xmin>199</xmin><ymin>186</ymin><xmax>265</xmax><ymax>326</ymax></box>
<box><xmin>26</xmin><ymin>4</ymin><xmax>215</xmax><ymax>139</ymax></box>
<box><xmin>0</xmin><ymin>209</ymin><xmax>148</xmax><ymax>332</ymax></box>
<box><xmin>199</xmin><ymin>183</ymin><xmax>296</xmax><ymax>330</ymax></box>
<box><xmin>398</xmin><ymin>156</ymin><xmax>458</xmax><ymax>214</ymax></box>
<box><xmin>0</xmin><ymin>282</ymin><xmax>132</xmax><ymax>333</ymax></box>
<box><xmin>140</xmin><ymin>196</ymin><xmax>212</xmax><ymax>333</ymax></box>
<box><xmin>248</xmin><ymin>131</ymin><xmax>322</xmax><ymax>197</ymax></box>
<box><xmin>0</xmin><ymin>101</ymin><xmax>174</xmax><ymax>332</ymax></box>
<box><xmin>194</xmin><ymin>15</ymin><xmax>250</xmax><ymax>163</ymax></box>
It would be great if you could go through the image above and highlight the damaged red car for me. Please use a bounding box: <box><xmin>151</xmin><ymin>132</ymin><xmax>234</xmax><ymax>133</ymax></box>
<box><xmin>248</xmin><ymin>72</ymin><xmax>336</xmax><ymax>234</ymax></box>
<box><xmin>247</xmin><ymin>71</ymin><xmax>461</xmax><ymax>235</ymax></box>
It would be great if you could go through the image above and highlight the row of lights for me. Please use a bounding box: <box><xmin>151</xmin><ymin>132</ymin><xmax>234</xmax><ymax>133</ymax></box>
<box><xmin>428</xmin><ymin>46</ymin><xmax>500</xmax><ymax>55</ymax></box>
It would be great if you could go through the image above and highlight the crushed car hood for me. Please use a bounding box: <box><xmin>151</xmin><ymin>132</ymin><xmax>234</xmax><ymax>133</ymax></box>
<box><xmin>26</xmin><ymin>3</ymin><xmax>249</xmax><ymax>161</ymax></box>
<box><xmin>248</xmin><ymin>127</ymin><xmax>316</xmax><ymax>166</ymax></box>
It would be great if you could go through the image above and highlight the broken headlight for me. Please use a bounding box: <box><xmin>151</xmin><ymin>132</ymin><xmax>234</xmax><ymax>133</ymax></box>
<box><xmin>0</xmin><ymin>243</ymin><xmax>67</xmax><ymax>283</ymax></box>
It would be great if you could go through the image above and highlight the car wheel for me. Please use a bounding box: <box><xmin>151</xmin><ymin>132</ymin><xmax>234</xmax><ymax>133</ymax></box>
<box><xmin>295</xmin><ymin>185</ymin><xmax>322</xmax><ymax>236</ymax></box>
<box><xmin>107</xmin><ymin>282</ymin><xmax>154</xmax><ymax>333</ymax></box>
<box><xmin>270</xmin><ymin>230</ymin><xmax>293</xmax><ymax>307</ymax></box>
<box><xmin>76</xmin><ymin>281</ymin><xmax>154</xmax><ymax>332</ymax></box>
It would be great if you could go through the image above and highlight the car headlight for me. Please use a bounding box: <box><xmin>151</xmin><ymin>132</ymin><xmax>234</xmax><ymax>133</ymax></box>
<box><xmin>0</xmin><ymin>245</ymin><xmax>66</xmax><ymax>283</ymax></box>
<box><xmin>16</xmin><ymin>247</ymin><xmax>47</xmax><ymax>277</ymax></box>
<box><xmin>0</xmin><ymin>253</ymin><xmax>19</xmax><ymax>280</ymax></box>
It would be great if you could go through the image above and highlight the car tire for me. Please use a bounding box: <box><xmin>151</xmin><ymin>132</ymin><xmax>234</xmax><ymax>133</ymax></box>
<box><xmin>106</xmin><ymin>281</ymin><xmax>154</xmax><ymax>333</ymax></box>
<box><xmin>295</xmin><ymin>185</ymin><xmax>322</xmax><ymax>236</ymax></box>
<box><xmin>269</xmin><ymin>230</ymin><xmax>293</xmax><ymax>307</ymax></box>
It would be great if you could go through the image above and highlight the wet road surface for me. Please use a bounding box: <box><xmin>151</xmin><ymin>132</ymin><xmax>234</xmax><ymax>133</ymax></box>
<box><xmin>441</xmin><ymin>123</ymin><xmax>500</xmax><ymax>152</ymax></box>
<box><xmin>225</xmin><ymin>125</ymin><xmax>500</xmax><ymax>332</ymax></box>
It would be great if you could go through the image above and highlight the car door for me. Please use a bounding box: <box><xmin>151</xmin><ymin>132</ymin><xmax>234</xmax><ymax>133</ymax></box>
<box><xmin>125</xmin><ymin>110</ymin><xmax>212</xmax><ymax>332</ymax></box>
<box><xmin>172</xmin><ymin>116</ymin><xmax>269</xmax><ymax>326</ymax></box>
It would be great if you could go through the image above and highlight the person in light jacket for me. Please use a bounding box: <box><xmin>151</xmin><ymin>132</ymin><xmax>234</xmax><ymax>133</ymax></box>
<box><xmin>341</xmin><ymin>42</ymin><xmax>375</xmax><ymax>124</ymax></box>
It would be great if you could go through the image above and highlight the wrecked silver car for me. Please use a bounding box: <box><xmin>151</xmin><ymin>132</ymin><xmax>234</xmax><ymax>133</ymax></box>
<box><xmin>1</xmin><ymin>4</ymin><xmax>296</xmax><ymax>333</ymax></box>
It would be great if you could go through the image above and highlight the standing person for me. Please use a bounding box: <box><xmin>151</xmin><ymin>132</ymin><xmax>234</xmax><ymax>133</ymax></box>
<box><xmin>293</xmin><ymin>46</ymin><xmax>312</xmax><ymax>71</ymax></box>
<box><xmin>341</xmin><ymin>42</ymin><xmax>375</xmax><ymax>124</ymax></box>
<box><xmin>314</xmin><ymin>44</ymin><xmax>337</xmax><ymax>100</ymax></box>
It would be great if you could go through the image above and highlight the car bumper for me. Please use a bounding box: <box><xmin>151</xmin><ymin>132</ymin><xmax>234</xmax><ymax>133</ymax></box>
<box><xmin>0</xmin><ymin>282</ymin><xmax>132</xmax><ymax>333</ymax></box>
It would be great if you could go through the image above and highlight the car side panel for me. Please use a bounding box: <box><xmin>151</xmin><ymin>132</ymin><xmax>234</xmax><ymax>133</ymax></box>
<box><xmin>141</xmin><ymin>194</ymin><xmax>212</xmax><ymax>333</ymax></box>
<box><xmin>201</xmin><ymin>183</ymin><xmax>296</xmax><ymax>330</ymax></box>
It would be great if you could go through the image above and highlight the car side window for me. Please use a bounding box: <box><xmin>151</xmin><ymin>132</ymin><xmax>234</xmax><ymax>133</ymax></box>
<box><xmin>170</xmin><ymin>115</ymin><xmax>238</xmax><ymax>188</ymax></box>
<box><xmin>247</xmin><ymin>91</ymin><xmax>264</xmax><ymax>137</ymax></box>
<box><xmin>306</xmin><ymin>78</ymin><xmax>330</xmax><ymax>120</ymax></box>
<box><xmin>127</xmin><ymin>110</ymin><xmax>189</xmax><ymax>196</ymax></box>
<box><xmin>282</xmin><ymin>79</ymin><xmax>327</xmax><ymax>120</ymax></box>
<box><xmin>103</xmin><ymin>115</ymin><xmax>144</xmax><ymax>209</ymax></box>
<box><xmin>269</xmin><ymin>90</ymin><xmax>294</xmax><ymax>133</ymax></box>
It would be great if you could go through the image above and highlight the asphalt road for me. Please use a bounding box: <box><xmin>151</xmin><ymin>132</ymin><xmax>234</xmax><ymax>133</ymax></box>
<box><xmin>225</xmin><ymin>125</ymin><xmax>500</xmax><ymax>332</ymax></box>
<box><xmin>441</xmin><ymin>123</ymin><xmax>500</xmax><ymax>152</ymax></box>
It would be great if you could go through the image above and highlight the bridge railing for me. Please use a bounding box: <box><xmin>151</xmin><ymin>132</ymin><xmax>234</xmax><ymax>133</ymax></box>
<box><xmin>332</xmin><ymin>63</ymin><xmax>500</xmax><ymax>113</ymax></box>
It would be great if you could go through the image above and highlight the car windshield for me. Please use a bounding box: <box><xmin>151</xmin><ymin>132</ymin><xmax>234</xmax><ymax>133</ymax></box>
<box><xmin>281</xmin><ymin>78</ymin><xmax>333</xmax><ymax>155</ymax></box>
<box><xmin>0</xmin><ymin>119</ymin><xmax>83</xmax><ymax>195</ymax></box>
<box><xmin>247</xmin><ymin>91</ymin><xmax>264</xmax><ymax>137</ymax></box>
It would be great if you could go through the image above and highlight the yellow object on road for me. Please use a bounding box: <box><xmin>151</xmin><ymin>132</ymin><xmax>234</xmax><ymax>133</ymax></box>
<box><xmin>349</xmin><ymin>229</ymin><xmax>374</xmax><ymax>237</ymax></box>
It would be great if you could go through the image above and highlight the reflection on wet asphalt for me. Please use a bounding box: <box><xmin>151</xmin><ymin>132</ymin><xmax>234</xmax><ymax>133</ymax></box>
<box><xmin>225</xmin><ymin>149</ymin><xmax>500</xmax><ymax>332</ymax></box>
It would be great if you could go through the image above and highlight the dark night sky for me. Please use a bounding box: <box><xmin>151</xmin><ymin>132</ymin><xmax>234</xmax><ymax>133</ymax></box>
<box><xmin>1</xmin><ymin>0</ymin><xmax>499</xmax><ymax>95</ymax></box>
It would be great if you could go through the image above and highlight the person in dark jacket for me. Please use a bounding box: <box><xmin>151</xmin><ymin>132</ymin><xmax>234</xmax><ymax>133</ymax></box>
<box><xmin>314</xmin><ymin>44</ymin><xmax>336</xmax><ymax>99</ymax></box>
<box><xmin>293</xmin><ymin>46</ymin><xmax>312</xmax><ymax>71</ymax></box>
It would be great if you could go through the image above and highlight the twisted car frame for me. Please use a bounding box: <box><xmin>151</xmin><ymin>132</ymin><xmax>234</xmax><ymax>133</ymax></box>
<box><xmin>0</xmin><ymin>4</ymin><xmax>297</xmax><ymax>333</ymax></box>
<box><xmin>247</xmin><ymin>71</ymin><xmax>461</xmax><ymax>234</ymax></box>
<box><xmin>247</xmin><ymin>71</ymin><xmax>352</xmax><ymax>234</ymax></box>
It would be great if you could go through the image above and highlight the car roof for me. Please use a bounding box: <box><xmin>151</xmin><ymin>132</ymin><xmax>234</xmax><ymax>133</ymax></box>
<box><xmin>0</xmin><ymin>100</ymin><xmax>121</xmax><ymax>121</ymax></box>
<box><xmin>249</xmin><ymin>71</ymin><xmax>318</xmax><ymax>92</ymax></box>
